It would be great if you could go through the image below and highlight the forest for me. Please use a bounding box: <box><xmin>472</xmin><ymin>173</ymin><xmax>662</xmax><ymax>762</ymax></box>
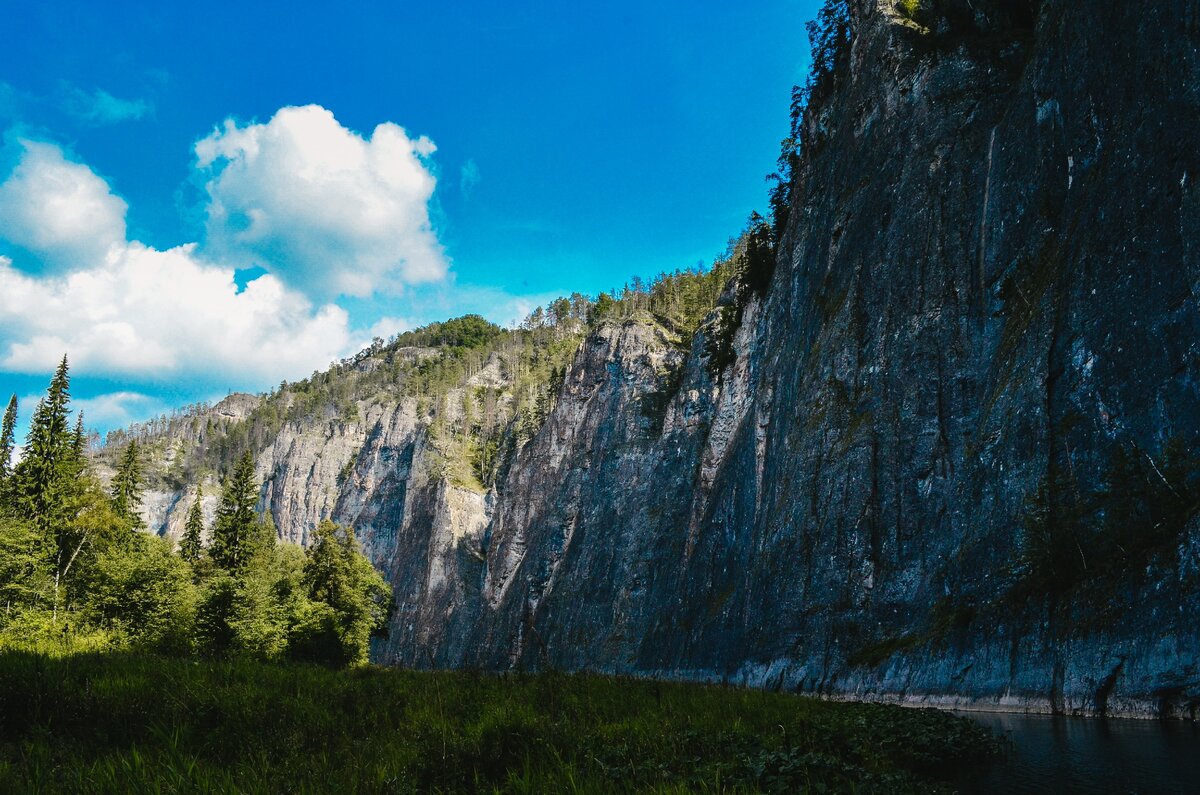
<box><xmin>0</xmin><ymin>359</ymin><xmax>392</xmax><ymax>666</ymax></box>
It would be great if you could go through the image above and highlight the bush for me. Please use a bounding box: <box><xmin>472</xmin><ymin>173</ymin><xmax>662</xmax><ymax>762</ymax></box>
<box><xmin>86</xmin><ymin>535</ymin><xmax>195</xmax><ymax>653</ymax></box>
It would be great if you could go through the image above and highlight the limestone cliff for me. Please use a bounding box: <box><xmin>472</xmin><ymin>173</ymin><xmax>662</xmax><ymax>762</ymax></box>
<box><xmin>106</xmin><ymin>0</ymin><xmax>1200</xmax><ymax>718</ymax></box>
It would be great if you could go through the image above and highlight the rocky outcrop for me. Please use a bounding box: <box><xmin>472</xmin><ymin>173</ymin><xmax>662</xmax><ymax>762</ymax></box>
<box><xmin>110</xmin><ymin>0</ymin><xmax>1199</xmax><ymax>718</ymax></box>
<box><xmin>430</xmin><ymin>0</ymin><xmax>1198</xmax><ymax>717</ymax></box>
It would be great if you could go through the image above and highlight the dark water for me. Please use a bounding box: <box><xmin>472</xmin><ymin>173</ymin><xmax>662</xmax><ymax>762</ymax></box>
<box><xmin>956</xmin><ymin>711</ymin><xmax>1200</xmax><ymax>794</ymax></box>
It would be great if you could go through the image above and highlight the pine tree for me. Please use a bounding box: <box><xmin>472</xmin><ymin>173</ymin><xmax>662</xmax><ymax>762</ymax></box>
<box><xmin>72</xmin><ymin>412</ymin><xmax>86</xmax><ymax>458</ymax></box>
<box><xmin>211</xmin><ymin>451</ymin><xmax>260</xmax><ymax>571</ymax></box>
<box><xmin>110</xmin><ymin>439</ymin><xmax>145</xmax><ymax>530</ymax></box>
<box><xmin>0</xmin><ymin>395</ymin><xmax>16</xmax><ymax>488</ymax></box>
<box><xmin>61</xmin><ymin>411</ymin><xmax>88</xmax><ymax>482</ymax></box>
<box><xmin>9</xmin><ymin>356</ymin><xmax>97</xmax><ymax>624</ymax></box>
<box><xmin>180</xmin><ymin>487</ymin><xmax>204</xmax><ymax>564</ymax></box>
<box><xmin>14</xmin><ymin>356</ymin><xmax>73</xmax><ymax>534</ymax></box>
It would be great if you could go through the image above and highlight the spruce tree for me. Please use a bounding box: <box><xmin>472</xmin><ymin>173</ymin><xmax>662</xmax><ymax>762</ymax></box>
<box><xmin>61</xmin><ymin>411</ymin><xmax>88</xmax><ymax>482</ymax></box>
<box><xmin>180</xmin><ymin>487</ymin><xmax>204</xmax><ymax>564</ymax></box>
<box><xmin>211</xmin><ymin>450</ymin><xmax>259</xmax><ymax>571</ymax></box>
<box><xmin>10</xmin><ymin>356</ymin><xmax>93</xmax><ymax>624</ymax></box>
<box><xmin>14</xmin><ymin>356</ymin><xmax>73</xmax><ymax>534</ymax></box>
<box><xmin>0</xmin><ymin>394</ymin><xmax>16</xmax><ymax>490</ymax></box>
<box><xmin>110</xmin><ymin>439</ymin><xmax>145</xmax><ymax>530</ymax></box>
<box><xmin>71</xmin><ymin>412</ymin><xmax>86</xmax><ymax>458</ymax></box>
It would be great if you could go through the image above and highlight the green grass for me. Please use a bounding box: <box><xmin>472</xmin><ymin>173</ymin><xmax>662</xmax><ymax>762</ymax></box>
<box><xmin>0</xmin><ymin>652</ymin><xmax>999</xmax><ymax>793</ymax></box>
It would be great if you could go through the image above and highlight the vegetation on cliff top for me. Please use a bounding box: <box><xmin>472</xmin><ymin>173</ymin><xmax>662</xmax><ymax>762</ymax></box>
<box><xmin>96</xmin><ymin>213</ymin><xmax>770</xmax><ymax>499</ymax></box>
<box><xmin>0</xmin><ymin>652</ymin><xmax>999</xmax><ymax>793</ymax></box>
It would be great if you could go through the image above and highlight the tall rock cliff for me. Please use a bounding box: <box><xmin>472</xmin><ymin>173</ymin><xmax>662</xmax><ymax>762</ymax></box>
<box><xmin>108</xmin><ymin>0</ymin><xmax>1200</xmax><ymax>718</ymax></box>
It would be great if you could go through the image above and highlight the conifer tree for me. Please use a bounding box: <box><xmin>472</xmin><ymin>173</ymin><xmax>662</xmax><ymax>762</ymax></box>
<box><xmin>211</xmin><ymin>451</ymin><xmax>260</xmax><ymax>571</ymax></box>
<box><xmin>111</xmin><ymin>440</ymin><xmax>145</xmax><ymax>530</ymax></box>
<box><xmin>298</xmin><ymin>519</ymin><xmax>393</xmax><ymax>664</ymax></box>
<box><xmin>180</xmin><ymin>487</ymin><xmax>204</xmax><ymax>564</ymax></box>
<box><xmin>72</xmin><ymin>412</ymin><xmax>86</xmax><ymax>458</ymax></box>
<box><xmin>0</xmin><ymin>394</ymin><xmax>16</xmax><ymax>488</ymax></box>
<box><xmin>14</xmin><ymin>356</ymin><xmax>73</xmax><ymax>534</ymax></box>
<box><xmin>61</xmin><ymin>411</ymin><xmax>88</xmax><ymax>482</ymax></box>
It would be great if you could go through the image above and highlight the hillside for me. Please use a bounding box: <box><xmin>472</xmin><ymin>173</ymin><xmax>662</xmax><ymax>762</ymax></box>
<box><xmin>103</xmin><ymin>0</ymin><xmax>1200</xmax><ymax>718</ymax></box>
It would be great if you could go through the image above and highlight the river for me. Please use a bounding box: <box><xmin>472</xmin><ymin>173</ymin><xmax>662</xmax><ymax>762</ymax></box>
<box><xmin>956</xmin><ymin>711</ymin><xmax>1200</xmax><ymax>794</ymax></box>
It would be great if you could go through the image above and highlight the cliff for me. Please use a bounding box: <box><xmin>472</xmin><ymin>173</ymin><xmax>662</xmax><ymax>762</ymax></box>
<box><xmin>106</xmin><ymin>0</ymin><xmax>1200</xmax><ymax>718</ymax></box>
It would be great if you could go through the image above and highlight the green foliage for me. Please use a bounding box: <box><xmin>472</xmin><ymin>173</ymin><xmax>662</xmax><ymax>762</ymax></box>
<box><xmin>297</xmin><ymin>520</ymin><xmax>393</xmax><ymax>665</ymax></box>
<box><xmin>225</xmin><ymin>543</ymin><xmax>308</xmax><ymax>659</ymax></box>
<box><xmin>0</xmin><ymin>517</ymin><xmax>52</xmax><ymax>620</ymax></box>
<box><xmin>0</xmin><ymin>394</ymin><xmax>16</xmax><ymax>486</ymax></box>
<box><xmin>390</xmin><ymin>313</ymin><xmax>503</xmax><ymax>353</ymax></box>
<box><xmin>1015</xmin><ymin>437</ymin><xmax>1200</xmax><ymax>599</ymax></box>
<box><xmin>108</xmin><ymin>440</ymin><xmax>144</xmax><ymax>530</ymax></box>
<box><xmin>0</xmin><ymin>355</ymin><xmax>397</xmax><ymax>674</ymax></box>
<box><xmin>768</xmin><ymin>0</ymin><xmax>854</xmax><ymax>238</ymax></box>
<box><xmin>84</xmin><ymin>535</ymin><xmax>194</xmax><ymax>653</ymax></box>
<box><xmin>806</xmin><ymin>0</ymin><xmax>853</xmax><ymax>106</ymax></box>
<box><xmin>704</xmin><ymin>215</ymin><xmax>776</xmax><ymax>378</ymax></box>
<box><xmin>210</xmin><ymin>450</ymin><xmax>261</xmax><ymax>571</ymax></box>
<box><xmin>847</xmin><ymin>632</ymin><xmax>924</xmax><ymax>668</ymax></box>
<box><xmin>0</xmin><ymin>654</ymin><xmax>1000</xmax><ymax>793</ymax></box>
<box><xmin>896</xmin><ymin>0</ymin><xmax>928</xmax><ymax>25</ymax></box>
<box><xmin>11</xmin><ymin>356</ymin><xmax>76</xmax><ymax>537</ymax></box>
<box><xmin>179</xmin><ymin>488</ymin><xmax>204</xmax><ymax>565</ymax></box>
<box><xmin>193</xmin><ymin>572</ymin><xmax>238</xmax><ymax>656</ymax></box>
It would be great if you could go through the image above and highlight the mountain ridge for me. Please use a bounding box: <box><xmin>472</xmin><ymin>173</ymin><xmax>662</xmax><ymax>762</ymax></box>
<box><xmin>100</xmin><ymin>0</ymin><xmax>1200</xmax><ymax>719</ymax></box>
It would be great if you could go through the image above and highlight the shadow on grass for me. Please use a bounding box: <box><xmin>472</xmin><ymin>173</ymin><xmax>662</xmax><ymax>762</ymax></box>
<box><xmin>0</xmin><ymin>650</ymin><xmax>1000</xmax><ymax>793</ymax></box>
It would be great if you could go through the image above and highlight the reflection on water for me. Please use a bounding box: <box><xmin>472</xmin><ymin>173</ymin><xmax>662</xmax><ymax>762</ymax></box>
<box><xmin>956</xmin><ymin>711</ymin><xmax>1200</xmax><ymax>794</ymax></box>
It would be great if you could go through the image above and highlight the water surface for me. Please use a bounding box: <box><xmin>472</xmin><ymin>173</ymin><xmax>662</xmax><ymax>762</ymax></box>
<box><xmin>957</xmin><ymin>711</ymin><xmax>1200</xmax><ymax>794</ymax></box>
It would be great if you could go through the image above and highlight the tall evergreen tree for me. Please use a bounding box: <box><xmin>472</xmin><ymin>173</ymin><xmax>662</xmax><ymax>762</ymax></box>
<box><xmin>0</xmin><ymin>395</ymin><xmax>16</xmax><ymax>489</ymax></box>
<box><xmin>211</xmin><ymin>451</ymin><xmax>260</xmax><ymax>571</ymax></box>
<box><xmin>14</xmin><ymin>356</ymin><xmax>73</xmax><ymax>534</ymax></box>
<box><xmin>180</xmin><ymin>487</ymin><xmax>204</xmax><ymax>564</ymax></box>
<box><xmin>110</xmin><ymin>440</ymin><xmax>145</xmax><ymax>530</ymax></box>
<box><xmin>71</xmin><ymin>412</ymin><xmax>86</xmax><ymax>457</ymax></box>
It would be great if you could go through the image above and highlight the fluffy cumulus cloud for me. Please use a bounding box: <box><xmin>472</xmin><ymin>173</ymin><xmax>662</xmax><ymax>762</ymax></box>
<box><xmin>0</xmin><ymin>140</ymin><xmax>360</xmax><ymax>384</ymax></box>
<box><xmin>0</xmin><ymin>248</ymin><xmax>353</xmax><ymax>383</ymax></box>
<box><xmin>196</xmin><ymin>105</ymin><xmax>448</xmax><ymax>299</ymax></box>
<box><xmin>0</xmin><ymin>139</ymin><xmax>127</xmax><ymax>270</ymax></box>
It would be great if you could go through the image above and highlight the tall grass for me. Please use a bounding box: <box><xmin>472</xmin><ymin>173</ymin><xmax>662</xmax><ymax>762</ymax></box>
<box><xmin>0</xmin><ymin>652</ymin><xmax>998</xmax><ymax>793</ymax></box>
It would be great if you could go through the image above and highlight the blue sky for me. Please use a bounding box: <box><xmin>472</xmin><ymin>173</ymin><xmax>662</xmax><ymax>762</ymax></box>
<box><xmin>0</xmin><ymin>0</ymin><xmax>816</xmax><ymax>437</ymax></box>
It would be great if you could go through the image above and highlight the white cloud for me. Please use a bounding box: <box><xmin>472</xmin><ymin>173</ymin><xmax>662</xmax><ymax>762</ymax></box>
<box><xmin>196</xmin><ymin>104</ymin><xmax>448</xmax><ymax>299</ymax></box>
<box><xmin>61</xmin><ymin>85</ymin><xmax>153</xmax><ymax>124</ymax></box>
<box><xmin>0</xmin><ymin>247</ymin><xmax>355</xmax><ymax>384</ymax></box>
<box><xmin>365</xmin><ymin>316</ymin><xmax>415</xmax><ymax>341</ymax></box>
<box><xmin>0</xmin><ymin>139</ymin><xmax>361</xmax><ymax>384</ymax></box>
<box><xmin>73</xmin><ymin>391</ymin><xmax>163</xmax><ymax>429</ymax></box>
<box><xmin>0</xmin><ymin>139</ymin><xmax>127</xmax><ymax>270</ymax></box>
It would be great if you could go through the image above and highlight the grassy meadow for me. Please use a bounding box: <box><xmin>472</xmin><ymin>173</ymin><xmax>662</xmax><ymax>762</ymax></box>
<box><xmin>0</xmin><ymin>651</ymin><xmax>999</xmax><ymax>793</ymax></box>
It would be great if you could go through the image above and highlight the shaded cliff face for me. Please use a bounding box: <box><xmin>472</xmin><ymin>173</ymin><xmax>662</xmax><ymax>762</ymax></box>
<box><xmin>109</xmin><ymin>0</ymin><xmax>1199</xmax><ymax>717</ymax></box>
<box><xmin>417</xmin><ymin>0</ymin><xmax>1199</xmax><ymax>717</ymax></box>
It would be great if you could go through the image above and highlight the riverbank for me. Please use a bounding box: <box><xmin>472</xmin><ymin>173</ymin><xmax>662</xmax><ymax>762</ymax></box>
<box><xmin>0</xmin><ymin>651</ymin><xmax>999</xmax><ymax>792</ymax></box>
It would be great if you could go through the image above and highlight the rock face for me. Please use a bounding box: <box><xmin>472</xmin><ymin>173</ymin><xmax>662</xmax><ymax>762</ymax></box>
<box><xmin>112</xmin><ymin>0</ymin><xmax>1199</xmax><ymax>718</ymax></box>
